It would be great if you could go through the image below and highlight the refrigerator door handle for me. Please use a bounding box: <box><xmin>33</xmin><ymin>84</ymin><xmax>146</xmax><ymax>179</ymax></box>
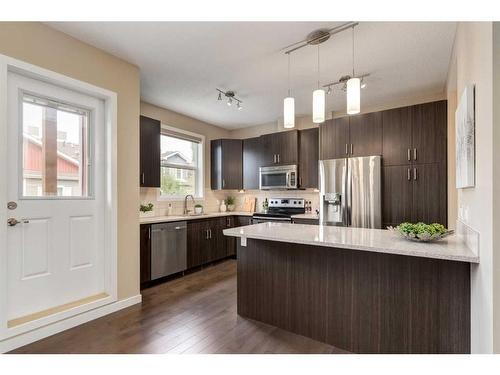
<box><xmin>345</xmin><ymin>159</ymin><xmax>351</xmax><ymax>227</ymax></box>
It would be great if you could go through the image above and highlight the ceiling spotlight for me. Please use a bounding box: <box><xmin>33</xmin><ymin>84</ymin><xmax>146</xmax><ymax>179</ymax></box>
<box><xmin>216</xmin><ymin>89</ymin><xmax>243</xmax><ymax>110</ymax></box>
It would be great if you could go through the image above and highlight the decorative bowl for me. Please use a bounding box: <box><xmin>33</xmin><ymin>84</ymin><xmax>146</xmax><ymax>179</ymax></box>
<box><xmin>387</xmin><ymin>223</ymin><xmax>454</xmax><ymax>243</ymax></box>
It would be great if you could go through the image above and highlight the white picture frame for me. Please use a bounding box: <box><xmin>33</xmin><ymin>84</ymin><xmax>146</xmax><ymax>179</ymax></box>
<box><xmin>455</xmin><ymin>84</ymin><xmax>475</xmax><ymax>188</ymax></box>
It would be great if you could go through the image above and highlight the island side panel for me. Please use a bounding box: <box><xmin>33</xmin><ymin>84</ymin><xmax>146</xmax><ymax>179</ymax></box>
<box><xmin>236</xmin><ymin>239</ymin><xmax>470</xmax><ymax>354</ymax></box>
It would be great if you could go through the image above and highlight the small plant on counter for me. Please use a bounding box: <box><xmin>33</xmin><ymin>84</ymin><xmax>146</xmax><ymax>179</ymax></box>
<box><xmin>140</xmin><ymin>203</ymin><xmax>154</xmax><ymax>213</ymax></box>
<box><xmin>194</xmin><ymin>204</ymin><xmax>203</xmax><ymax>214</ymax></box>
<box><xmin>226</xmin><ymin>196</ymin><xmax>235</xmax><ymax>211</ymax></box>
<box><xmin>194</xmin><ymin>204</ymin><xmax>203</xmax><ymax>208</ymax></box>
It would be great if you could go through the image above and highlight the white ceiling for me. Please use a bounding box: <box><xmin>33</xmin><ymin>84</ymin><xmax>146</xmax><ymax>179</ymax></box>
<box><xmin>47</xmin><ymin>22</ymin><xmax>456</xmax><ymax>129</ymax></box>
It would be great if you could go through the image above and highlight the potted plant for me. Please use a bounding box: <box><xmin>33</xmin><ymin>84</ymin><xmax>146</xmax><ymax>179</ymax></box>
<box><xmin>226</xmin><ymin>196</ymin><xmax>235</xmax><ymax>212</ymax></box>
<box><xmin>140</xmin><ymin>202</ymin><xmax>154</xmax><ymax>217</ymax></box>
<box><xmin>194</xmin><ymin>204</ymin><xmax>203</xmax><ymax>215</ymax></box>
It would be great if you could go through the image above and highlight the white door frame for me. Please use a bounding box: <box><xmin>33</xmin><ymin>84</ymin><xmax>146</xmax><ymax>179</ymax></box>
<box><xmin>0</xmin><ymin>54</ymin><xmax>118</xmax><ymax>340</ymax></box>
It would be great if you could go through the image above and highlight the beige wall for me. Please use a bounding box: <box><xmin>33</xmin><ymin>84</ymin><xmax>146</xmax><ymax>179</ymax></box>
<box><xmin>447</xmin><ymin>22</ymin><xmax>495</xmax><ymax>353</ymax></box>
<box><xmin>492</xmin><ymin>22</ymin><xmax>500</xmax><ymax>354</ymax></box>
<box><xmin>0</xmin><ymin>22</ymin><xmax>141</xmax><ymax>300</ymax></box>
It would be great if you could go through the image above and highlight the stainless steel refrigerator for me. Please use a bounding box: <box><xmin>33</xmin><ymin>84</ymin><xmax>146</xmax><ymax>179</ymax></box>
<box><xmin>319</xmin><ymin>156</ymin><xmax>381</xmax><ymax>228</ymax></box>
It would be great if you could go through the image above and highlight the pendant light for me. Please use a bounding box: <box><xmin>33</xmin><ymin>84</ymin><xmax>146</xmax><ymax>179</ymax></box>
<box><xmin>283</xmin><ymin>53</ymin><xmax>295</xmax><ymax>128</ymax></box>
<box><xmin>312</xmin><ymin>45</ymin><xmax>325</xmax><ymax>123</ymax></box>
<box><xmin>346</xmin><ymin>27</ymin><xmax>360</xmax><ymax>115</ymax></box>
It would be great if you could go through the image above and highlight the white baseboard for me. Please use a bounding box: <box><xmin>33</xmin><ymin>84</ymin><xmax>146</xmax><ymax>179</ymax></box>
<box><xmin>0</xmin><ymin>294</ymin><xmax>142</xmax><ymax>353</ymax></box>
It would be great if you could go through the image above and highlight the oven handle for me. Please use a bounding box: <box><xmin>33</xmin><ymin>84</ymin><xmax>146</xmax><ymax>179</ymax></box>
<box><xmin>252</xmin><ymin>216</ymin><xmax>292</xmax><ymax>221</ymax></box>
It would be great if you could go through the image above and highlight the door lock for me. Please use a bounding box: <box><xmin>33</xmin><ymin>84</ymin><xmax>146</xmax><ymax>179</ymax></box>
<box><xmin>7</xmin><ymin>201</ymin><xmax>17</xmax><ymax>210</ymax></box>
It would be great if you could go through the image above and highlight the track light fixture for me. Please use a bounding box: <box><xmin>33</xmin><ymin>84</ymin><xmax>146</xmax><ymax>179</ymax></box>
<box><xmin>216</xmin><ymin>89</ymin><xmax>243</xmax><ymax>110</ymax></box>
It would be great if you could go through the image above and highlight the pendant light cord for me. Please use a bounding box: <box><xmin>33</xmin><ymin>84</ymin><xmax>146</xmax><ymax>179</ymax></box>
<box><xmin>352</xmin><ymin>26</ymin><xmax>355</xmax><ymax>77</ymax></box>
<box><xmin>287</xmin><ymin>53</ymin><xmax>291</xmax><ymax>97</ymax></box>
<box><xmin>317</xmin><ymin>45</ymin><xmax>320</xmax><ymax>89</ymax></box>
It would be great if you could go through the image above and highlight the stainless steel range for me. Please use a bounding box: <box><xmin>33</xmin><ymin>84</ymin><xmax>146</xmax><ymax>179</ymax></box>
<box><xmin>252</xmin><ymin>198</ymin><xmax>305</xmax><ymax>224</ymax></box>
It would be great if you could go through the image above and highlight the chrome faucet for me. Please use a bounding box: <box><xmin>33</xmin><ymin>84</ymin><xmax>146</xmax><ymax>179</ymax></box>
<box><xmin>183</xmin><ymin>194</ymin><xmax>195</xmax><ymax>215</ymax></box>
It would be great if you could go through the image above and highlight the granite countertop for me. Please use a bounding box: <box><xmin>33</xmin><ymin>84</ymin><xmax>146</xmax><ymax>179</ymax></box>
<box><xmin>223</xmin><ymin>222</ymin><xmax>479</xmax><ymax>264</ymax></box>
<box><xmin>140</xmin><ymin>211</ymin><xmax>253</xmax><ymax>224</ymax></box>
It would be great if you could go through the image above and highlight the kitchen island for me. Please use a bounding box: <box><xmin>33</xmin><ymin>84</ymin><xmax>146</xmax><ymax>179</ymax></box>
<box><xmin>223</xmin><ymin>222</ymin><xmax>478</xmax><ymax>354</ymax></box>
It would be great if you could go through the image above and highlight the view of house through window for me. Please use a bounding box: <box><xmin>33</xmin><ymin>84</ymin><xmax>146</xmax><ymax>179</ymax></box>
<box><xmin>160</xmin><ymin>131</ymin><xmax>202</xmax><ymax>198</ymax></box>
<box><xmin>22</xmin><ymin>94</ymin><xmax>90</xmax><ymax>198</ymax></box>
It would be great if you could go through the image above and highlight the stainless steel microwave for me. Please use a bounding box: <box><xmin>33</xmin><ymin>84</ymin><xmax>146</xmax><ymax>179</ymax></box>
<box><xmin>259</xmin><ymin>165</ymin><xmax>298</xmax><ymax>190</ymax></box>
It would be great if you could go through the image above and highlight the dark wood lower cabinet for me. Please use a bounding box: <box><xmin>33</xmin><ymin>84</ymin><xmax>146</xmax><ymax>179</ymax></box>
<box><xmin>237</xmin><ymin>239</ymin><xmax>470</xmax><ymax>354</ymax></box>
<box><xmin>140</xmin><ymin>224</ymin><xmax>151</xmax><ymax>284</ymax></box>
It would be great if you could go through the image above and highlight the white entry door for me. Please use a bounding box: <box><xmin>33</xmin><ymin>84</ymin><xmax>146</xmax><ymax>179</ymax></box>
<box><xmin>4</xmin><ymin>71</ymin><xmax>109</xmax><ymax>328</ymax></box>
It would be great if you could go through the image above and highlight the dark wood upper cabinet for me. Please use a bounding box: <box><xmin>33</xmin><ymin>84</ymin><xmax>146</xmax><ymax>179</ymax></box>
<box><xmin>260</xmin><ymin>130</ymin><xmax>298</xmax><ymax>166</ymax></box>
<box><xmin>211</xmin><ymin>139</ymin><xmax>243</xmax><ymax>190</ymax></box>
<box><xmin>411</xmin><ymin>100</ymin><xmax>447</xmax><ymax>165</ymax></box>
<box><xmin>320</xmin><ymin>117</ymin><xmax>349</xmax><ymax>160</ymax></box>
<box><xmin>139</xmin><ymin>115</ymin><xmax>161</xmax><ymax>187</ymax></box>
<box><xmin>349</xmin><ymin>112</ymin><xmax>382</xmax><ymax>157</ymax></box>
<box><xmin>243</xmin><ymin>137</ymin><xmax>261</xmax><ymax>189</ymax></box>
<box><xmin>382</xmin><ymin>107</ymin><xmax>412</xmax><ymax>166</ymax></box>
<box><xmin>299</xmin><ymin>128</ymin><xmax>319</xmax><ymax>188</ymax></box>
<box><xmin>140</xmin><ymin>224</ymin><xmax>151</xmax><ymax>285</ymax></box>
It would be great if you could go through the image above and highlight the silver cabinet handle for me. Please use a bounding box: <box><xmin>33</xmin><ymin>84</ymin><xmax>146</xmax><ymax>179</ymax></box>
<box><xmin>209</xmin><ymin>229</ymin><xmax>212</xmax><ymax>239</ymax></box>
<box><xmin>222</xmin><ymin>179</ymin><xmax>226</xmax><ymax>188</ymax></box>
<box><xmin>175</xmin><ymin>226</ymin><xmax>182</xmax><ymax>230</ymax></box>
<box><xmin>345</xmin><ymin>144</ymin><xmax>348</xmax><ymax>155</ymax></box>
<box><xmin>413</xmin><ymin>167</ymin><xmax>417</xmax><ymax>180</ymax></box>
<box><xmin>277</xmin><ymin>154</ymin><xmax>280</xmax><ymax>163</ymax></box>
<box><xmin>413</xmin><ymin>148</ymin><xmax>417</xmax><ymax>161</ymax></box>
<box><xmin>407</xmin><ymin>149</ymin><xmax>411</xmax><ymax>161</ymax></box>
<box><xmin>204</xmin><ymin>229</ymin><xmax>208</xmax><ymax>239</ymax></box>
<box><xmin>141</xmin><ymin>173</ymin><xmax>145</xmax><ymax>185</ymax></box>
<box><xmin>350</xmin><ymin>144</ymin><xmax>353</xmax><ymax>155</ymax></box>
<box><xmin>407</xmin><ymin>168</ymin><xmax>411</xmax><ymax>181</ymax></box>
<box><xmin>148</xmin><ymin>226</ymin><xmax>151</xmax><ymax>239</ymax></box>
<box><xmin>273</xmin><ymin>154</ymin><xmax>276</xmax><ymax>163</ymax></box>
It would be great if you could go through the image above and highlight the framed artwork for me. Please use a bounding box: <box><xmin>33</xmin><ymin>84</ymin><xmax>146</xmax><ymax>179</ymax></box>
<box><xmin>455</xmin><ymin>84</ymin><xmax>475</xmax><ymax>188</ymax></box>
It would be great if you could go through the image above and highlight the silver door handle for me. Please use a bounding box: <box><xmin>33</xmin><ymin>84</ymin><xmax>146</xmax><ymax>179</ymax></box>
<box><xmin>413</xmin><ymin>167</ymin><xmax>417</xmax><ymax>180</ymax></box>
<box><xmin>7</xmin><ymin>218</ymin><xmax>28</xmax><ymax>226</ymax></box>
<box><xmin>407</xmin><ymin>149</ymin><xmax>411</xmax><ymax>161</ymax></box>
<box><xmin>413</xmin><ymin>148</ymin><xmax>417</xmax><ymax>161</ymax></box>
<box><xmin>407</xmin><ymin>168</ymin><xmax>411</xmax><ymax>181</ymax></box>
<box><xmin>345</xmin><ymin>144</ymin><xmax>348</xmax><ymax>155</ymax></box>
<box><xmin>350</xmin><ymin>144</ymin><xmax>353</xmax><ymax>155</ymax></box>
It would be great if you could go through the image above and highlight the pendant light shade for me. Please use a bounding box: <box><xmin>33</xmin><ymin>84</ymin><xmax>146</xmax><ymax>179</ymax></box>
<box><xmin>312</xmin><ymin>89</ymin><xmax>325</xmax><ymax>123</ymax></box>
<box><xmin>346</xmin><ymin>77</ymin><xmax>360</xmax><ymax>115</ymax></box>
<box><xmin>283</xmin><ymin>97</ymin><xmax>295</xmax><ymax>128</ymax></box>
<box><xmin>283</xmin><ymin>53</ymin><xmax>295</xmax><ymax>128</ymax></box>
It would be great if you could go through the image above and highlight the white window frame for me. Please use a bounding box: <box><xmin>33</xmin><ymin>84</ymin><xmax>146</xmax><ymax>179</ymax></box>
<box><xmin>157</xmin><ymin>124</ymin><xmax>205</xmax><ymax>201</ymax></box>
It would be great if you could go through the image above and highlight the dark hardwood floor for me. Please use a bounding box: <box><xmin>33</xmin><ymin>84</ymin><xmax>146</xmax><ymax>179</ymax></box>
<box><xmin>10</xmin><ymin>260</ymin><xmax>344</xmax><ymax>354</ymax></box>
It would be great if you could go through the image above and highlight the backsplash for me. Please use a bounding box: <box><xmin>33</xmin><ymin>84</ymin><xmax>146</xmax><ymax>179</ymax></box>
<box><xmin>140</xmin><ymin>188</ymin><xmax>320</xmax><ymax>216</ymax></box>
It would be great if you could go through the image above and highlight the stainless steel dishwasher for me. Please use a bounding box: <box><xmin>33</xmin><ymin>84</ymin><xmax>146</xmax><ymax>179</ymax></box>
<box><xmin>151</xmin><ymin>221</ymin><xmax>187</xmax><ymax>280</ymax></box>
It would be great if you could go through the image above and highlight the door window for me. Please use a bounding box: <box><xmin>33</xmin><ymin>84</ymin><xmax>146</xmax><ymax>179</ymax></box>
<box><xmin>21</xmin><ymin>93</ymin><xmax>91</xmax><ymax>198</ymax></box>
